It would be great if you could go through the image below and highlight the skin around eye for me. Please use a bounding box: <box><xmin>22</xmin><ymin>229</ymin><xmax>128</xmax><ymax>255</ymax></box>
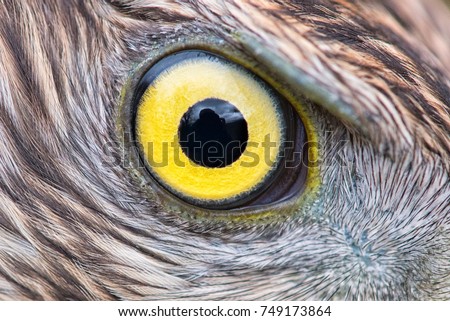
<box><xmin>134</xmin><ymin>50</ymin><xmax>307</xmax><ymax>210</ymax></box>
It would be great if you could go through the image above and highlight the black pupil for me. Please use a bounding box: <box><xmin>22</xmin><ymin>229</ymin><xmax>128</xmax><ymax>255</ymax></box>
<box><xmin>178</xmin><ymin>98</ymin><xmax>248</xmax><ymax>168</ymax></box>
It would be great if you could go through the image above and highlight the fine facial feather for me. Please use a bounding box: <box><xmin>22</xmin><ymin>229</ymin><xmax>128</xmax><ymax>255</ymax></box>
<box><xmin>0</xmin><ymin>0</ymin><xmax>448</xmax><ymax>300</ymax></box>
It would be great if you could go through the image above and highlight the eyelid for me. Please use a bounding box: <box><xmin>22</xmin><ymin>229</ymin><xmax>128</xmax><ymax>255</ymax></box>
<box><xmin>237</xmin><ymin>33</ymin><xmax>360</xmax><ymax>126</ymax></box>
<box><xmin>236</xmin><ymin>32</ymin><xmax>433</xmax><ymax>158</ymax></box>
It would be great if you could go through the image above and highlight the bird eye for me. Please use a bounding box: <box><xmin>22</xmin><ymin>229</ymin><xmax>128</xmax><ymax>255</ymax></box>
<box><xmin>130</xmin><ymin>50</ymin><xmax>312</xmax><ymax>210</ymax></box>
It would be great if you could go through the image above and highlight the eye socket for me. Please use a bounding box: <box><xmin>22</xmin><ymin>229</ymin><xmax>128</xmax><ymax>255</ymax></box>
<box><xmin>133</xmin><ymin>50</ymin><xmax>309</xmax><ymax>210</ymax></box>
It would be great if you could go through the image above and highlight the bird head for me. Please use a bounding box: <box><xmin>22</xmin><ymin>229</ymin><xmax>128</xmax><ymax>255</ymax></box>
<box><xmin>0</xmin><ymin>0</ymin><xmax>448</xmax><ymax>300</ymax></box>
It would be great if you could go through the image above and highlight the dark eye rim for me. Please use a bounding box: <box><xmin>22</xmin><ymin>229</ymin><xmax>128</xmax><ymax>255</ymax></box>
<box><xmin>117</xmin><ymin>36</ymin><xmax>320</xmax><ymax>220</ymax></box>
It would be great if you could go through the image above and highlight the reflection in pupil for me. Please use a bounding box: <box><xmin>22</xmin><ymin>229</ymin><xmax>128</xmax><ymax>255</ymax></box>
<box><xmin>178</xmin><ymin>98</ymin><xmax>249</xmax><ymax>168</ymax></box>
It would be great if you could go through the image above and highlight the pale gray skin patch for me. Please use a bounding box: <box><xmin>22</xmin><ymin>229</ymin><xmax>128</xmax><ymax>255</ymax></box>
<box><xmin>0</xmin><ymin>0</ymin><xmax>448</xmax><ymax>300</ymax></box>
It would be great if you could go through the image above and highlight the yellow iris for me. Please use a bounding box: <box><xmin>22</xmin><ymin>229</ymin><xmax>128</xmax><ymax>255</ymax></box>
<box><xmin>136</xmin><ymin>55</ymin><xmax>283</xmax><ymax>204</ymax></box>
